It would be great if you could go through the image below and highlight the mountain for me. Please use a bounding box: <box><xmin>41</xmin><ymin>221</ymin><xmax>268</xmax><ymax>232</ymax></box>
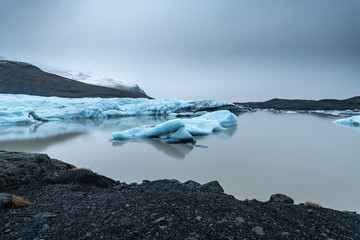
<box><xmin>240</xmin><ymin>97</ymin><xmax>360</xmax><ymax>110</ymax></box>
<box><xmin>0</xmin><ymin>60</ymin><xmax>150</xmax><ymax>98</ymax></box>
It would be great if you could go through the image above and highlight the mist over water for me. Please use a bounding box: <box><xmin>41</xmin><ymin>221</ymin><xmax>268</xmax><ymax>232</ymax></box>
<box><xmin>1</xmin><ymin>112</ymin><xmax>360</xmax><ymax>212</ymax></box>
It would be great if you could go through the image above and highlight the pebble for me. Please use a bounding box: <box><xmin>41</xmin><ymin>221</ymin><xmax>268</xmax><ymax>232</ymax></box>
<box><xmin>83</xmin><ymin>232</ymin><xmax>92</xmax><ymax>239</ymax></box>
<box><xmin>234</xmin><ymin>217</ymin><xmax>245</xmax><ymax>226</ymax></box>
<box><xmin>252</xmin><ymin>226</ymin><xmax>265</xmax><ymax>236</ymax></box>
<box><xmin>153</xmin><ymin>217</ymin><xmax>165</xmax><ymax>223</ymax></box>
<box><xmin>34</xmin><ymin>212</ymin><xmax>54</xmax><ymax>218</ymax></box>
<box><xmin>40</xmin><ymin>224</ymin><xmax>50</xmax><ymax>232</ymax></box>
<box><xmin>0</xmin><ymin>193</ymin><xmax>12</xmax><ymax>208</ymax></box>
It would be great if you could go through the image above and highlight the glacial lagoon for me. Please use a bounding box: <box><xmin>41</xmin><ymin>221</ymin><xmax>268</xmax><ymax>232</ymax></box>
<box><xmin>1</xmin><ymin>111</ymin><xmax>360</xmax><ymax>212</ymax></box>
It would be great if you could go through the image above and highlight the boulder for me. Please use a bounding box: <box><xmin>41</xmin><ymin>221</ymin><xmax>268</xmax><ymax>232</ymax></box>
<box><xmin>268</xmin><ymin>193</ymin><xmax>294</xmax><ymax>204</ymax></box>
<box><xmin>0</xmin><ymin>151</ymin><xmax>74</xmax><ymax>190</ymax></box>
<box><xmin>199</xmin><ymin>181</ymin><xmax>224</xmax><ymax>193</ymax></box>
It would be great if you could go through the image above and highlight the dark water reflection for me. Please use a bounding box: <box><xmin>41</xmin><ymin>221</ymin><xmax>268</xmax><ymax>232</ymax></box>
<box><xmin>1</xmin><ymin>112</ymin><xmax>360</xmax><ymax>212</ymax></box>
<box><xmin>113</xmin><ymin>139</ymin><xmax>194</xmax><ymax>160</ymax></box>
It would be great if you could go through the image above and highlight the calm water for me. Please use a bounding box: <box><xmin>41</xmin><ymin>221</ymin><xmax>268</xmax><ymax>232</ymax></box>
<box><xmin>1</xmin><ymin>111</ymin><xmax>360</xmax><ymax>212</ymax></box>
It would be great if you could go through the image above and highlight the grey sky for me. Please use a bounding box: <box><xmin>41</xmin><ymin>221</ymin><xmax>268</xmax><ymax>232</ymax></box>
<box><xmin>1</xmin><ymin>0</ymin><xmax>359</xmax><ymax>101</ymax></box>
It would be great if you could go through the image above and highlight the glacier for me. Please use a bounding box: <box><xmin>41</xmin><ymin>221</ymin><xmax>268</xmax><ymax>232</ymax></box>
<box><xmin>39</xmin><ymin>65</ymin><xmax>146</xmax><ymax>94</ymax></box>
<box><xmin>0</xmin><ymin>94</ymin><xmax>241</xmax><ymax>126</ymax></box>
<box><xmin>112</xmin><ymin>110</ymin><xmax>238</xmax><ymax>144</ymax></box>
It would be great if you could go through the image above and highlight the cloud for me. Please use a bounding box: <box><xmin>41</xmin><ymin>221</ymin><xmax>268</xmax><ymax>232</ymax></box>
<box><xmin>1</xmin><ymin>0</ymin><xmax>359</xmax><ymax>101</ymax></box>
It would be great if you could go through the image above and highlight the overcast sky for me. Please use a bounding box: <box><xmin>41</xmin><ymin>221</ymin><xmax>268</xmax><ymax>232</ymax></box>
<box><xmin>1</xmin><ymin>0</ymin><xmax>359</xmax><ymax>101</ymax></box>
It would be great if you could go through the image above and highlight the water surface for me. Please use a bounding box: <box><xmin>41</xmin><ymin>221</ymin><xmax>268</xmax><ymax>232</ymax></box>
<box><xmin>1</xmin><ymin>111</ymin><xmax>359</xmax><ymax>212</ymax></box>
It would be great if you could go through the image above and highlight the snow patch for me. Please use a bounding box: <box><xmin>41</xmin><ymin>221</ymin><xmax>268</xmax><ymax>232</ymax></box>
<box><xmin>39</xmin><ymin>65</ymin><xmax>146</xmax><ymax>94</ymax></box>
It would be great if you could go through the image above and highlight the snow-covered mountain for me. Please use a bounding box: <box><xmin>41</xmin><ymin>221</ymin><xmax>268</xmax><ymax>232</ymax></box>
<box><xmin>40</xmin><ymin>65</ymin><xmax>146</xmax><ymax>95</ymax></box>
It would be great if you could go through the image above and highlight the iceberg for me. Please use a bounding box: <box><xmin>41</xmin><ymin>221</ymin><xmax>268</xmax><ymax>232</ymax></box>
<box><xmin>334</xmin><ymin>116</ymin><xmax>360</xmax><ymax>126</ymax></box>
<box><xmin>112</xmin><ymin>110</ymin><xmax>237</xmax><ymax>144</ymax></box>
<box><xmin>0</xmin><ymin>94</ymin><xmax>242</xmax><ymax>125</ymax></box>
<box><xmin>193</xmin><ymin>110</ymin><xmax>238</xmax><ymax>127</ymax></box>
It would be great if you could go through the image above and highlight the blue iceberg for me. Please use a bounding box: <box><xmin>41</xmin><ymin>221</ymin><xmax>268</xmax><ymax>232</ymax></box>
<box><xmin>112</xmin><ymin>110</ymin><xmax>237</xmax><ymax>144</ymax></box>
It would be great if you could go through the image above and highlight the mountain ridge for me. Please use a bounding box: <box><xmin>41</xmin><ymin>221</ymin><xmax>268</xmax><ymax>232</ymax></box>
<box><xmin>239</xmin><ymin>96</ymin><xmax>360</xmax><ymax>110</ymax></box>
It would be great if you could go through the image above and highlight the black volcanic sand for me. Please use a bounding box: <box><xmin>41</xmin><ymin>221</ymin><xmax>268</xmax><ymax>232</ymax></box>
<box><xmin>1</xmin><ymin>151</ymin><xmax>359</xmax><ymax>240</ymax></box>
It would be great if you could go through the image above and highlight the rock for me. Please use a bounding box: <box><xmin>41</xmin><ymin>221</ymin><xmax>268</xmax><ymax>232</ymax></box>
<box><xmin>51</xmin><ymin>169</ymin><xmax>116</xmax><ymax>188</ymax></box>
<box><xmin>0</xmin><ymin>151</ymin><xmax>74</xmax><ymax>191</ymax></box>
<box><xmin>268</xmin><ymin>193</ymin><xmax>294</xmax><ymax>204</ymax></box>
<box><xmin>199</xmin><ymin>181</ymin><xmax>224</xmax><ymax>193</ymax></box>
<box><xmin>0</xmin><ymin>193</ymin><xmax>12</xmax><ymax>209</ymax></box>
<box><xmin>184</xmin><ymin>180</ymin><xmax>201</xmax><ymax>189</ymax></box>
<box><xmin>252</xmin><ymin>226</ymin><xmax>265</xmax><ymax>236</ymax></box>
<box><xmin>113</xmin><ymin>183</ymin><xmax>128</xmax><ymax>190</ymax></box>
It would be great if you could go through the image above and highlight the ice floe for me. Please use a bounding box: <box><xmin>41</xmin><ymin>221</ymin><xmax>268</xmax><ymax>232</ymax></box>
<box><xmin>0</xmin><ymin>94</ymin><xmax>241</xmax><ymax>125</ymax></box>
<box><xmin>310</xmin><ymin>110</ymin><xmax>360</xmax><ymax>117</ymax></box>
<box><xmin>333</xmin><ymin>116</ymin><xmax>360</xmax><ymax>126</ymax></box>
<box><xmin>112</xmin><ymin>110</ymin><xmax>237</xmax><ymax>144</ymax></box>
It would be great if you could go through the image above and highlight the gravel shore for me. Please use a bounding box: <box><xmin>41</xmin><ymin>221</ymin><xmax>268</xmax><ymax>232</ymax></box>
<box><xmin>1</xmin><ymin>151</ymin><xmax>359</xmax><ymax>240</ymax></box>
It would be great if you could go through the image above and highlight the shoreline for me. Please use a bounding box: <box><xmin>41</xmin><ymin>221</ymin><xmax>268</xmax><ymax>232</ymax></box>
<box><xmin>1</xmin><ymin>150</ymin><xmax>359</xmax><ymax>239</ymax></box>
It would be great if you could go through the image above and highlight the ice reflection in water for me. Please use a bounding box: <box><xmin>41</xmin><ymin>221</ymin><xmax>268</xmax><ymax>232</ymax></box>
<box><xmin>113</xmin><ymin>139</ymin><xmax>194</xmax><ymax>160</ymax></box>
<box><xmin>0</xmin><ymin>116</ymin><xmax>167</xmax><ymax>141</ymax></box>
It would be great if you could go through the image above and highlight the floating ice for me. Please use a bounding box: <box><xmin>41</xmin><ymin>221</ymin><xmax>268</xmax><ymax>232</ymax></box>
<box><xmin>0</xmin><ymin>94</ymin><xmax>240</xmax><ymax>125</ymax></box>
<box><xmin>311</xmin><ymin>110</ymin><xmax>360</xmax><ymax>117</ymax></box>
<box><xmin>334</xmin><ymin>116</ymin><xmax>360</xmax><ymax>126</ymax></box>
<box><xmin>193</xmin><ymin>110</ymin><xmax>238</xmax><ymax>127</ymax></box>
<box><xmin>112</xmin><ymin>110</ymin><xmax>237</xmax><ymax>144</ymax></box>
